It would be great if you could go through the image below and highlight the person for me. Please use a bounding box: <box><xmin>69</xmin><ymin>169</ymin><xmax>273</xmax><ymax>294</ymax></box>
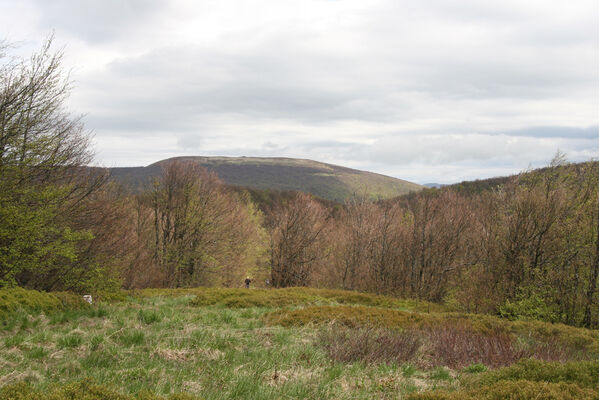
<box><xmin>244</xmin><ymin>277</ymin><xmax>251</xmax><ymax>289</ymax></box>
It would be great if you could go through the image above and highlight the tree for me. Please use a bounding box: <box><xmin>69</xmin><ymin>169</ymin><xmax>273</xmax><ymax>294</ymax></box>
<box><xmin>142</xmin><ymin>161</ymin><xmax>265</xmax><ymax>287</ymax></box>
<box><xmin>0</xmin><ymin>36</ymin><xmax>106</xmax><ymax>290</ymax></box>
<box><xmin>268</xmin><ymin>193</ymin><xmax>329</xmax><ymax>287</ymax></box>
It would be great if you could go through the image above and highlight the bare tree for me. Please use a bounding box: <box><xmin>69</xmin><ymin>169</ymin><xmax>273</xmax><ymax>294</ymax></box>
<box><xmin>268</xmin><ymin>193</ymin><xmax>329</xmax><ymax>287</ymax></box>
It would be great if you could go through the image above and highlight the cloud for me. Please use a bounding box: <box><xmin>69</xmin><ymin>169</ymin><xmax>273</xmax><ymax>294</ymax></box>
<box><xmin>5</xmin><ymin>0</ymin><xmax>599</xmax><ymax>183</ymax></box>
<box><xmin>28</xmin><ymin>0</ymin><xmax>165</xmax><ymax>44</ymax></box>
<box><xmin>502</xmin><ymin>126</ymin><xmax>599</xmax><ymax>139</ymax></box>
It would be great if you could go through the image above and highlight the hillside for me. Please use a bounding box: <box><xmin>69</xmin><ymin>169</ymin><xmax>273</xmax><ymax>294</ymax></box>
<box><xmin>109</xmin><ymin>156</ymin><xmax>423</xmax><ymax>202</ymax></box>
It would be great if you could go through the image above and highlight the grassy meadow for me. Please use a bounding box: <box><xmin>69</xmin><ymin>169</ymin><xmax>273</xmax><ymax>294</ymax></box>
<box><xmin>1</xmin><ymin>288</ymin><xmax>599</xmax><ymax>399</ymax></box>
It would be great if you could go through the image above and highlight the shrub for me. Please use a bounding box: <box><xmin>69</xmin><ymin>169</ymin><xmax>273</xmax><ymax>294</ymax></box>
<box><xmin>0</xmin><ymin>288</ymin><xmax>88</xmax><ymax>320</ymax></box>
<box><xmin>185</xmin><ymin>287</ymin><xmax>443</xmax><ymax>311</ymax></box>
<box><xmin>472</xmin><ymin>359</ymin><xmax>599</xmax><ymax>389</ymax></box>
<box><xmin>263</xmin><ymin>305</ymin><xmax>433</xmax><ymax>329</ymax></box>
<box><xmin>318</xmin><ymin>325</ymin><xmax>421</xmax><ymax>364</ymax></box>
<box><xmin>498</xmin><ymin>291</ymin><xmax>560</xmax><ymax>323</ymax></box>
<box><xmin>427</xmin><ymin>326</ymin><xmax>525</xmax><ymax>369</ymax></box>
<box><xmin>406</xmin><ymin>380</ymin><xmax>599</xmax><ymax>400</ymax></box>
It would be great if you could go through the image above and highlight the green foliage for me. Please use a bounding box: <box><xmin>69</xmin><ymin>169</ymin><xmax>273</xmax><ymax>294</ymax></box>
<box><xmin>499</xmin><ymin>290</ymin><xmax>560</xmax><ymax>323</ymax></box>
<box><xmin>0</xmin><ymin>186</ymin><xmax>92</xmax><ymax>289</ymax></box>
<box><xmin>0</xmin><ymin>288</ymin><xmax>88</xmax><ymax>320</ymax></box>
<box><xmin>0</xmin><ymin>38</ymin><xmax>121</xmax><ymax>294</ymax></box>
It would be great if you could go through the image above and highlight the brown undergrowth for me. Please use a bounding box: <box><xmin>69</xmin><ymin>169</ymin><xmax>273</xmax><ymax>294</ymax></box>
<box><xmin>317</xmin><ymin>324</ymin><xmax>582</xmax><ymax>370</ymax></box>
<box><xmin>265</xmin><ymin>305</ymin><xmax>599</xmax><ymax>364</ymax></box>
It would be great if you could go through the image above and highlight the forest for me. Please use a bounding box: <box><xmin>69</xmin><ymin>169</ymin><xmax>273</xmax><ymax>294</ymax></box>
<box><xmin>2</xmin><ymin>39</ymin><xmax>599</xmax><ymax>332</ymax></box>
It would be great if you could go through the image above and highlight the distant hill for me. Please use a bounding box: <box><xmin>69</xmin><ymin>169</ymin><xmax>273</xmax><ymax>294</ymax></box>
<box><xmin>108</xmin><ymin>156</ymin><xmax>423</xmax><ymax>202</ymax></box>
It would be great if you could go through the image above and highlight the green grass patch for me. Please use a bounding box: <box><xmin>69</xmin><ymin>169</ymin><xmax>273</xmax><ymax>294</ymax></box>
<box><xmin>138</xmin><ymin>309</ymin><xmax>163</xmax><ymax>325</ymax></box>
<box><xmin>57</xmin><ymin>334</ymin><xmax>83</xmax><ymax>349</ymax></box>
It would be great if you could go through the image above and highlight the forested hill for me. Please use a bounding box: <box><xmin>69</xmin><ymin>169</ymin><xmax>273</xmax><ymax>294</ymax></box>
<box><xmin>422</xmin><ymin>161</ymin><xmax>597</xmax><ymax>197</ymax></box>
<box><xmin>109</xmin><ymin>156</ymin><xmax>423</xmax><ymax>202</ymax></box>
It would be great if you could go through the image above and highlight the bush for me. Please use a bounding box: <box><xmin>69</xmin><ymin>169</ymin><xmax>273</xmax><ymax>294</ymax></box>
<box><xmin>185</xmin><ymin>287</ymin><xmax>443</xmax><ymax>311</ymax></box>
<box><xmin>499</xmin><ymin>292</ymin><xmax>560</xmax><ymax>323</ymax></box>
<box><xmin>0</xmin><ymin>288</ymin><xmax>88</xmax><ymax>320</ymax></box>
<box><xmin>0</xmin><ymin>379</ymin><xmax>199</xmax><ymax>399</ymax></box>
<box><xmin>318</xmin><ymin>325</ymin><xmax>421</xmax><ymax>364</ymax></box>
<box><xmin>472</xmin><ymin>359</ymin><xmax>599</xmax><ymax>389</ymax></box>
<box><xmin>427</xmin><ymin>326</ymin><xmax>525</xmax><ymax>369</ymax></box>
<box><xmin>406</xmin><ymin>380</ymin><xmax>599</xmax><ymax>400</ymax></box>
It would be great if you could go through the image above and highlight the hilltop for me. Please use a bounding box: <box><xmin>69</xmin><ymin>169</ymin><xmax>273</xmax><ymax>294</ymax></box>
<box><xmin>109</xmin><ymin>156</ymin><xmax>423</xmax><ymax>202</ymax></box>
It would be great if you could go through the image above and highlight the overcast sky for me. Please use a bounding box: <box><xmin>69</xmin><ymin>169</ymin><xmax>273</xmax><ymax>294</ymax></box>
<box><xmin>2</xmin><ymin>0</ymin><xmax>599</xmax><ymax>183</ymax></box>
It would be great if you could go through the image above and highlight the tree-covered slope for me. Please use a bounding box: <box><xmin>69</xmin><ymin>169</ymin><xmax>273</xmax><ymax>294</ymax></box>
<box><xmin>109</xmin><ymin>156</ymin><xmax>423</xmax><ymax>202</ymax></box>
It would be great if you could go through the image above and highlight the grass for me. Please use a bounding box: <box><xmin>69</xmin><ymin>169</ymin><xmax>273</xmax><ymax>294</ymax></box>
<box><xmin>1</xmin><ymin>287</ymin><xmax>598</xmax><ymax>399</ymax></box>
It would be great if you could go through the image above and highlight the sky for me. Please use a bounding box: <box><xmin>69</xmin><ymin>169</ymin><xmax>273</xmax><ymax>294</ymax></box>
<box><xmin>2</xmin><ymin>0</ymin><xmax>599</xmax><ymax>184</ymax></box>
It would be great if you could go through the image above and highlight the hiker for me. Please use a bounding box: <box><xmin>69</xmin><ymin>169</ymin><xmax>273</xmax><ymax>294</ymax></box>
<box><xmin>244</xmin><ymin>277</ymin><xmax>251</xmax><ymax>289</ymax></box>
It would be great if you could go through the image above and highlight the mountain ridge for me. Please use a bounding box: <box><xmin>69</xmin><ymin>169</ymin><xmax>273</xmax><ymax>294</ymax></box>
<box><xmin>109</xmin><ymin>156</ymin><xmax>423</xmax><ymax>202</ymax></box>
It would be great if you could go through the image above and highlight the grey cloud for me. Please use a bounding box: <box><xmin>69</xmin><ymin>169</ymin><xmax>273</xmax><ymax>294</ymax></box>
<box><xmin>75</xmin><ymin>43</ymin><xmax>410</xmax><ymax>135</ymax></box>
<box><xmin>501</xmin><ymin>126</ymin><xmax>599</xmax><ymax>139</ymax></box>
<box><xmin>30</xmin><ymin>0</ymin><xmax>165</xmax><ymax>43</ymax></box>
<box><xmin>367</xmin><ymin>132</ymin><xmax>599</xmax><ymax>166</ymax></box>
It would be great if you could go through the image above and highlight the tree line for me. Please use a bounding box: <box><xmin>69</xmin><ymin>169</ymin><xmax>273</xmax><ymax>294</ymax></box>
<box><xmin>2</xmin><ymin>39</ymin><xmax>599</xmax><ymax>328</ymax></box>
